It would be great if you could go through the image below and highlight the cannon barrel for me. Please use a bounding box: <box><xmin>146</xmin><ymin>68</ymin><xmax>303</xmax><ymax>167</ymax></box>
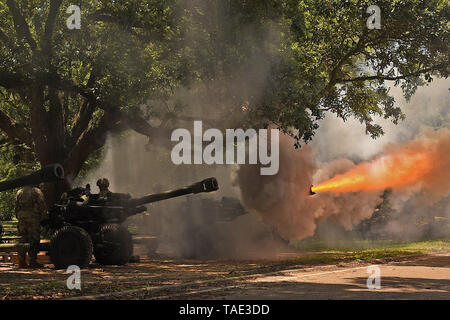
<box><xmin>127</xmin><ymin>177</ymin><xmax>219</xmax><ymax>207</ymax></box>
<box><xmin>0</xmin><ymin>164</ymin><xmax>64</xmax><ymax>192</ymax></box>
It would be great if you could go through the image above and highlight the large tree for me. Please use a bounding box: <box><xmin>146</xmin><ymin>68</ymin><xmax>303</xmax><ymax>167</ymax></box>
<box><xmin>0</xmin><ymin>0</ymin><xmax>448</xmax><ymax>204</ymax></box>
<box><xmin>0</xmin><ymin>0</ymin><xmax>187</xmax><ymax>202</ymax></box>
<box><xmin>217</xmin><ymin>0</ymin><xmax>449</xmax><ymax>145</ymax></box>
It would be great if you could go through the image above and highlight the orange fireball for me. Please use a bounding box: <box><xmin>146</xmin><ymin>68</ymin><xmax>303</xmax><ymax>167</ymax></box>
<box><xmin>311</xmin><ymin>150</ymin><xmax>433</xmax><ymax>194</ymax></box>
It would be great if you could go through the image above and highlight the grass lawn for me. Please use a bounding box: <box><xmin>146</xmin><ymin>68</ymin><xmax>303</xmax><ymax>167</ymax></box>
<box><xmin>0</xmin><ymin>220</ymin><xmax>18</xmax><ymax>238</ymax></box>
<box><xmin>289</xmin><ymin>239</ymin><xmax>450</xmax><ymax>265</ymax></box>
<box><xmin>0</xmin><ymin>220</ymin><xmax>17</xmax><ymax>227</ymax></box>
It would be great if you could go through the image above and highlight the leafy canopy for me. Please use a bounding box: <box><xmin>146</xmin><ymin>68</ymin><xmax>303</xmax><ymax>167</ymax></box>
<box><xmin>0</xmin><ymin>0</ymin><xmax>447</xmax><ymax>177</ymax></box>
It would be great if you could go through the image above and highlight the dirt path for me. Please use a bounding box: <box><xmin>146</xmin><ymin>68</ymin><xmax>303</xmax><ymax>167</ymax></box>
<box><xmin>159</xmin><ymin>252</ymin><xmax>450</xmax><ymax>300</ymax></box>
<box><xmin>0</xmin><ymin>251</ymin><xmax>448</xmax><ymax>299</ymax></box>
<box><xmin>0</xmin><ymin>249</ymin><xmax>313</xmax><ymax>299</ymax></box>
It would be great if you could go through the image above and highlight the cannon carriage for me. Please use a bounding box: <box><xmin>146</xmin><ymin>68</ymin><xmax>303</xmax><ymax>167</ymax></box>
<box><xmin>0</xmin><ymin>164</ymin><xmax>219</xmax><ymax>268</ymax></box>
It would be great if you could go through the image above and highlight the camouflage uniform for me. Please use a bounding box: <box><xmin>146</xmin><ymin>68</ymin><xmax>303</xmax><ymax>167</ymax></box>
<box><xmin>15</xmin><ymin>186</ymin><xmax>47</xmax><ymax>267</ymax></box>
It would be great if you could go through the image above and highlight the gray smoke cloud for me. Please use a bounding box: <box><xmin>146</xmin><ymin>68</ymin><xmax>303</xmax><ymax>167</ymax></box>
<box><xmin>78</xmin><ymin>1</ymin><xmax>449</xmax><ymax>255</ymax></box>
<box><xmin>311</xmin><ymin>78</ymin><xmax>450</xmax><ymax>162</ymax></box>
<box><xmin>235</xmin><ymin>78</ymin><xmax>449</xmax><ymax>242</ymax></box>
<box><xmin>78</xmin><ymin>76</ymin><xmax>449</xmax><ymax>258</ymax></box>
<box><xmin>75</xmin><ymin>1</ymin><xmax>290</xmax><ymax>258</ymax></box>
<box><xmin>78</xmin><ymin>77</ymin><xmax>448</xmax><ymax>257</ymax></box>
<box><xmin>78</xmin><ymin>133</ymin><xmax>292</xmax><ymax>259</ymax></box>
<box><xmin>235</xmin><ymin>133</ymin><xmax>384</xmax><ymax>240</ymax></box>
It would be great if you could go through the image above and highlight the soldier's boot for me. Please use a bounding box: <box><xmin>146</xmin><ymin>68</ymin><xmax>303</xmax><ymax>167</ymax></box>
<box><xmin>29</xmin><ymin>255</ymin><xmax>43</xmax><ymax>268</ymax></box>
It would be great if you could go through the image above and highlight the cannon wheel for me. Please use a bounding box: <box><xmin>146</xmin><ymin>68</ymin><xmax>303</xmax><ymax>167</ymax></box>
<box><xmin>94</xmin><ymin>224</ymin><xmax>133</xmax><ymax>265</ymax></box>
<box><xmin>50</xmin><ymin>226</ymin><xmax>93</xmax><ymax>269</ymax></box>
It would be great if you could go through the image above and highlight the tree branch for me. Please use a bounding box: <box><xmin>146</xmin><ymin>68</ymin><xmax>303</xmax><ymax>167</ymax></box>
<box><xmin>0</xmin><ymin>28</ymin><xmax>12</xmax><ymax>46</ymax></box>
<box><xmin>64</xmin><ymin>112</ymin><xmax>126</xmax><ymax>179</ymax></box>
<box><xmin>0</xmin><ymin>70</ymin><xmax>32</xmax><ymax>89</ymax></box>
<box><xmin>0</xmin><ymin>70</ymin><xmax>90</xmax><ymax>96</ymax></box>
<box><xmin>336</xmin><ymin>64</ymin><xmax>446</xmax><ymax>83</ymax></box>
<box><xmin>310</xmin><ymin>31</ymin><xmax>368</xmax><ymax>108</ymax></box>
<box><xmin>42</xmin><ymin>0</ymin><xmax>63</xmax><ymax>57</ymax></box>
<box><xmin>48</xmin><ymin>86</ymin><xmax>65</xmax><ymax>161</ymax></box>
<box><xmin>121</xmin><ymin>113</ymin><xmax>161</xmax><ymax>138</ymax></box>
<box><xmin>0</xmin><ymin>108</ymin><xmax>33</xmax><ymax>146</ymax></box>
<box><xmin>69</xmin><ymin>100</ymin><xmax>97</xmax><ymax>146</ymax></box>
<box><xmin>30</xmin><ymin>84</ymin><xmax>51</xmax><ymax>164</ymax></box>
<box><xmin>65</xmin><ymin>106</ymin><xmax>176</xmax><ymax>179</ymax></box>
<box><xmin>69</xmin><ymin>63</ymin><xmax>102</xmax><ymax>146</ymax></box>
<box><xmin>5</xmin><ymin>0</ymin><xmax>37</xmax><ymax>50</ymax></box>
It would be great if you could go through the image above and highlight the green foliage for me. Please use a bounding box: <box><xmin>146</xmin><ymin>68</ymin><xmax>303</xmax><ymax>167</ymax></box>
<box><xmin>252</xmin><ymin>0</ymin><xmax>449</xmax><ymax>145</ymax></box>
<box><xmin>0</xmin><ymin>0</ymin><xmax>182</xmax><ymax>110</ymax></box>
<box><xmin>151</xmin><ymin>0</ymin><xmax>448</xmax><ymax>145</ymax></box>
<box><xmin>0</xmin><ymin>0</ymin><xmax>191</xmax><ymax>205</ymax></box>
<box><xmin>0</xmin><ymin>0</ymin><xmax>447</xmax><ymax>193</ymax></box>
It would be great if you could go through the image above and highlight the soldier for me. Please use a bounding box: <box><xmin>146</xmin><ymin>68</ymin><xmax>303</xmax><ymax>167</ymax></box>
<box><xmin>96</xmin><ymin>178</ymin><xmax>111</xmax><ymax>201</ymax></box>
<box><xmin>15</xmin><ymin>185</ymin><xmax>47</xmax><ymax>268</ymax></box>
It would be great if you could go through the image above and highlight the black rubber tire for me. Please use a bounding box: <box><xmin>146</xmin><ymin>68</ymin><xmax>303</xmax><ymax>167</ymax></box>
<box><xmin>94</xmin><ymin>224</ymin><xmax>133</xmax><ymax>265</ymax></box>
<box><xmin>50</xmin><ymin>226</ymin><xmax>93</xmax><ymax>269</ymax></box>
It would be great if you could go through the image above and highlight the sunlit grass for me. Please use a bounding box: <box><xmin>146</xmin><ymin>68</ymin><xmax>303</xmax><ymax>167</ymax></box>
<box><xmin>289</xmin><ymin>240</ymin><xmax>450</xmax><ymax>265</ymax></box>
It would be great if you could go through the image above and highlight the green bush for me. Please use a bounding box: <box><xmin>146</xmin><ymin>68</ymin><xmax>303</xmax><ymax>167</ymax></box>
<box><xmin>0</xmin><ymin>189</ymin><xmax>15</xmax><ymax>220</ymax></box>
<box><xmin>0</xmin><ymin>136</ymin><xmax>39</xmax><ymax>220</ymax></box>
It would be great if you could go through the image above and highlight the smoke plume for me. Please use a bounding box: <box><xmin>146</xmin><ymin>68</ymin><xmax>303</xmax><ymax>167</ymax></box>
<box><xmin>312</xmin><ymin>128</ymin><xmax>450</xmax><ymax>200</ymax></box>
<box><xmin>234</xmin><ymin>77</ymin><xmax>449</xmax><ymax>242</ymax></box>
<box><xmin>235</xmin><ymin>127</ymin><xmax>450</xmax><ymax>241</ymax></box>
<box><xmin>234</xmin><ymin>133</ymin><xmax>384</xmax><ymax>240</ymax></box>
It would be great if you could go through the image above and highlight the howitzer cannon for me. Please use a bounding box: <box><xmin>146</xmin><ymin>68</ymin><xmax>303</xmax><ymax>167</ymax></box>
<box><xmin>0</xmin><ymin>164</ymin><xmax>65</xmax><ymax>192</ymax></box>
<box><xmin>42</xmin><ymin>177</ymin><xmax>219</xmax><ymax>268</ymax></box>
<box><xmin>0</xmin><ymin>166</ymin><xmax>218</xmax><ymax>268</ymax></box>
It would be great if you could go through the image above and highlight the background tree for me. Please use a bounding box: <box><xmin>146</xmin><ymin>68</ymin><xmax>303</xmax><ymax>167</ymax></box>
<box><xmin>0</xmin><ymin>0</ymin><xmax>186</xmax><ymax>203</ymax></box>
<box><xmin>236</xmin><ymin>0</ymin><xmax>449</xmax><ymax>145</ymax></box>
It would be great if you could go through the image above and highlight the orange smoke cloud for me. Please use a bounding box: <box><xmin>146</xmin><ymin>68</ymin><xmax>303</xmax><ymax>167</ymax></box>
<box><xmin>312</xmin><ymin>128</ymin><xmax>450</xmax><ymax>195</ymax></box>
